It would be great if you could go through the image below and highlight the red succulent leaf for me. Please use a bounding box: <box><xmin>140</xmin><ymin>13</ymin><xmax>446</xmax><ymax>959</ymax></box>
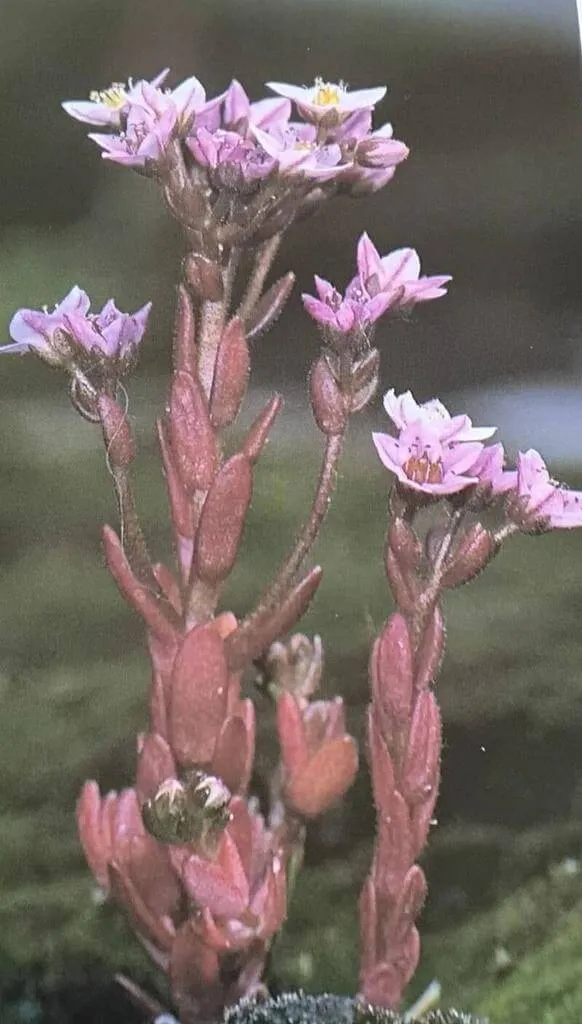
<box><xmin>113</xmin><ymin>788</ymin><xmax>146</xmax><ymax>850</ymax></box>
<box><xmin>102</xmin><ymin>526</ymin><xmax>178</xmax><ymax>643</ymax></box>
<box><xmin>169</xmin><ymin>622</ymin><xmax>229</xmax><ymax>765</ymax></box>
<box><xmin>211</xmin><ymin>712</ymin><xmax>254</xmax><ymax>795</ymax></box>
<box><xmin>193</xmin><ymin>454</ymin><xmax>253</xmax><ymax>584</ymax></box>
<box><xmin>123</xmin><ymin>834</ymin><xmax>183</xmax><ymax>921</ymax></box>
<box><xmin>401</xmin><ymin>690</ymin><xmax>441</xmax><ymax>806</ymax></box>
<box><xmin>371</xmin><ymin>613</ymin><xmax>414</xmax><ymax>727</ymax></box>
<box><xmin>367</xmin><ymin>712</ymin><xmax>397</xmax><ymax>821</ymax></box>
<box><xmin>168</xmin><ymin>370</ymin><xmax>219</xmax><ymax>494</ymax></box>
<box><xmin>136</xmin><ymin>732</ymin><xmax>177</xmax><ymax>802</ymax></box>
<box><xmin>413</xmin><ymin>604</ymin><xmax>445</xmax><ymax>691</ymax></box>
<box><xmin>276</xmin><ymin>691</ymin><xmax>309</xmax><ymax>777</ymax></box>
<box><xmin>241</xmin><ymin>393</ymin><xmax>283</xmax><ymax>464</ymax></box>
<box><xmin>225</xmin><ymin>567</ymin><xmax>323</xmax><ymax>671</ymax></box>
<box><xmin>226</xmin><ymin>797</ymin><xmax>254</xmax><ymax>881</ymax></box>
<box><xmin>373</xmin><ymin>790</ymin><xmax>412</xmax><ymax>898</ymax></box>
<box><xmin>109</xmin><ymin>860</ymin><xmax>176</xmax><ymax>953</ymax></box>
<box><xmin>77</xmin><ymin>780</ymin><xmax>110</xmax><ymax>889</ymax></box>
<box><xmin>286</xmin><ymin>735</ymin><xmax>358</xmax><ymax>817</ymax></box>
<box><xmin>157</xmin><ymin>417</ymin><xmax>194</xmax><ymax>540</ymax></box>
<box><xmin>173</xmin><ymin>283</ymin><xmax>197</xmax><ymax>377</ymax></box>
<box><xmin>182</xmin><ymin>831</ymin><xmax>249</xmax><ymax>918</ymax></box>
<box><xmin>210</xmin><ymin>317</ymin><xmax>250</xmax><ymax>428</ymax></box>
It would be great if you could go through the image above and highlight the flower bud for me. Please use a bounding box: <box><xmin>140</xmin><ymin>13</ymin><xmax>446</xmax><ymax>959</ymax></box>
<box><xmin>441</xmin><ymin>523</ymin><xmax>498</xmax><ymax>588</ymax></box>
<box><xmin>142</xmin><ymin>772</ymin><xmax>231</xmax><ymax>847</ymax></box>
<box><xmin>309</xmin><ymin>356</ymin><xmax>347</xmax><ymax>435</ymax></box>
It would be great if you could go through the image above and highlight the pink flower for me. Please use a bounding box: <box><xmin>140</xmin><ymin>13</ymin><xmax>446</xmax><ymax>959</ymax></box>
<box><xmin>131</xmin><ymin>75</ymin><xmax>206</xmax><ymax>131</ymax></box>
<box><xmin>302</xmin><ymin>274</ymin><xmax>393</xmax><ymax>334</ymax></box>
<box><xmin>372</xmin><ymin>389</ymin><xmax>496</xmax><ymax>496</ymax></box>
<box><xmin>3</xmin><ymin>286</ymin><xmax>151</xmax><ymax>364</ymax></box>
<box><xmin>356</xmin><ymin>233</ymin><xmax>451</xmax><ymax>306</ymax></box>
<box><xmin>302</xmin><ymin>234</ymin><xmax>451</xmax><ymax>336</ymax></box>
<box><xmin>470</xmin><ymin>442</ymin><xmax>517</xmax><ymax>494</ymax></box>
<box><xmin>82</xmin><ymin>74</ymin><xmax>206</xmax><ymax>167</ymax></box>
<box><xmin>252</xmin><ymin>123</ymin><xmax>344</xmax><ymax>181</ymax></box>
<box><xmin>509</xmin><ymin>449</ymin><xmax>582</xmax><ymax>529</ymax></box>
<box><xmin>187</xmin><ymin>127</ymin><xmax>276</xmax><ymax>188</ymax></box>
<box><xmin>222</xmin><ymin>79</ymin><xmax>291</xmax><ymax>135</ymax></box>
<box><xmin>62</xmin><ymin>69</ymin><xmax>170</xmax><ymax>126</ymax></box>
<box><xmin>381</xmin><ymin>389</ymin><xmax>494</xmax><ymax>440</ymax></box>
<box><xmin>267</xmin><ymin>78</ymin><xmax>387</xmax><ymax>125</ymax></box>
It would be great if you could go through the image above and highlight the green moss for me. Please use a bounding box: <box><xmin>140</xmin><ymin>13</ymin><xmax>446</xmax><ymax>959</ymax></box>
<box><xmin>270</xmin><ymin>852</ymin><xmax>582</xmax><ymax>1021</ymax></box>
<box><xmin>223</xmin><ymin>993</ymin><xmax>484</xmax><ymax>1024</ymax></box>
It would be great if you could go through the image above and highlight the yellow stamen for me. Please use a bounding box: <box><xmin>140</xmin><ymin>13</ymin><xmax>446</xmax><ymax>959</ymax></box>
<box><xmin>89</xmin><ymin>83</ymin><xmax>128</xmax><ymax>109</ymax></box>
<box><xmin>312</xmin><ymin>77</ymin><xmax>344</xmax><ymax>107</ymax></box>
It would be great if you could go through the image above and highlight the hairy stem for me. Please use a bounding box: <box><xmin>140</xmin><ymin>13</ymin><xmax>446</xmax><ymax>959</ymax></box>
<box><xmin>237</xmin><ymin>234</ymin><xmax>282</xmax><ymax>323</ymax></box>
<box><xmin>110</xmin><ymin>463</ymin><xmax>155</xmax><ymax>584</ymax></box>
<box><xmin>196</xmin><ymin>251</ymin><xmax>240</xmax><ymax>400</ymax></box>
<box><xmin>197</xmin><ymin>297</ymin><xmax>227</xmax><ymax>401</ymax></box>
<box><xmin>259</xmin><ymin>430</ymin><xmax>346</xmax><ymax>611</ymax></box>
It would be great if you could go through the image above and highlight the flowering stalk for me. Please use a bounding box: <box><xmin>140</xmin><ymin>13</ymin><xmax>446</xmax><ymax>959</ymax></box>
<box><xmin>1</xmin><ymin>69</ymin><xmax>453</xmax><ymax>1023</ymax></box>
<box><xmin>359</xmin><ymin>388</ymin><xmax>582</xmax><ymax>1010</ymax></box>
<box><xmin>4</xmin><ymin>52</ymin><xmax>582</xmax><ymax>1024</ymax></box>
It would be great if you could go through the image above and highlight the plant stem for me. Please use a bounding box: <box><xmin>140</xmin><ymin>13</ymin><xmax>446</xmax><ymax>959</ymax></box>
<box><xmin>110</xmin><ymin>463</ymin><xmax>155</xmax><ymax>584</ymax></box>
<box><xmin>237</xmin><ymin>234</ymin><xmax>282</xmax><ymax>323</ymax></box>
<box><xmin>197</xmin><ymin>297</ymin><xmax>227</xmax><ymax>401</ymax></box>
<box><xmin>259</xmin><ymin>430</ymin><xmax>346</xmax><ymax>611</ymax></box>
<box><xmin>196</xmin><ymin>251</ymin><xmax>240</xmax><ymax>400</ymax></box>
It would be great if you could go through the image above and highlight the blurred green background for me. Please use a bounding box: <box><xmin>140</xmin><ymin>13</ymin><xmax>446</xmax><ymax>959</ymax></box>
<box><xmin>2</xmin><ymin>0</ymin><xmax>582</xmax><ymax>1021</ymax></box>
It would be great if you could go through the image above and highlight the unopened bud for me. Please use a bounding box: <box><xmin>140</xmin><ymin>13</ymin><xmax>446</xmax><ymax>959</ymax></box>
<box><xmin>309</xmin><ymin>356</ymin><xmax>347</xmax><ymax>435</ymax></box>
<box><xmin>441</xmin><ymin>523</ymin><xmax>498</xmax><ymax>588</ymax></box>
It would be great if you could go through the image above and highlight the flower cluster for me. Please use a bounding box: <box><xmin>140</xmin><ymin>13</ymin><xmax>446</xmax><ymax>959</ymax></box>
<box><xmin>3</xmin><ymin>285</ymin><xmax>150</xmax><ymax>367</ymax></box>
<box><xmin>303</xmin><ymin>234</ymin><xmax>451</xmax><ymax>345</ymax></box>
<box><xmin>373</xmin><ymin>388</ymin><xmax>582</xmax><ymax>531</ymax></box>
<box><xmin>63</xmin><ymin>72</ymin><xmax>409</xmax><ymax>196</ymax></box>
